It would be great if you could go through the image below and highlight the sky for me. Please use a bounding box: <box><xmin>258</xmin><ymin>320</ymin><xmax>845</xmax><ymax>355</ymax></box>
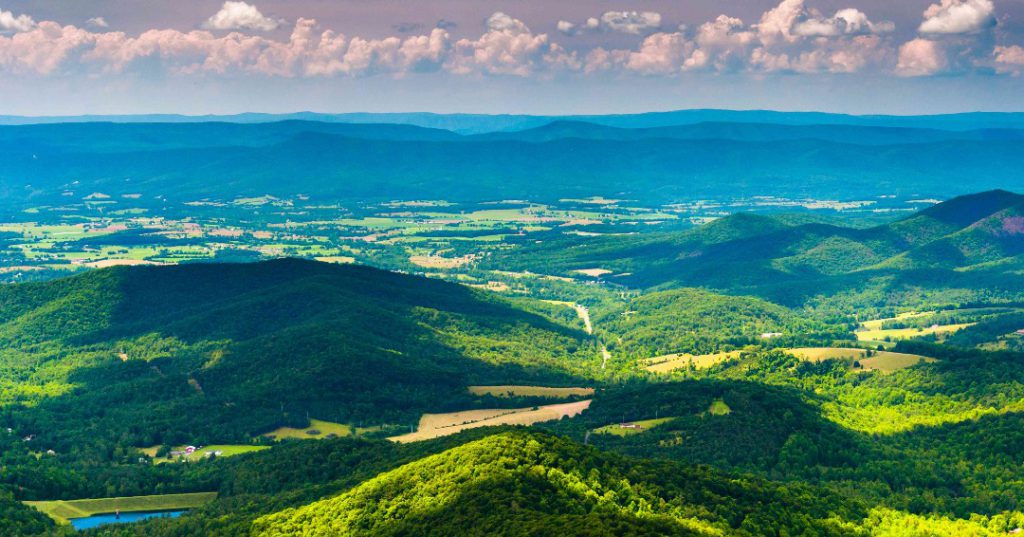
<box><xmin>0</xmin><ymin>0</ymin><xmax>1022</xmax><ymax>116</ymax></box>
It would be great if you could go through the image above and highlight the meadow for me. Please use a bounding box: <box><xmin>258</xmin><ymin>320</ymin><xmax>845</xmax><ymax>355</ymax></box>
<box><xmin>24</xmin><ymin>492</ymin><xmax>217</xmax><ymax>523</ymax></box>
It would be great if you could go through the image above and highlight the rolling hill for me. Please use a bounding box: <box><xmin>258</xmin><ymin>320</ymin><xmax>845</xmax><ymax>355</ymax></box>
<box><xmin>491</xmin><ymin>190</ymin><xmax>1024</xmax><ymax>309</ymax></box>
<box><xmin>0</xmin><ymin>259</ymin><xmax>595</xmax><ymax>451</ymax></box>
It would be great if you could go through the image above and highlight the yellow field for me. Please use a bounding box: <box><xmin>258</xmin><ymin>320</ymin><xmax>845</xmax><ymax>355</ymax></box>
<box><xmin>25</xmin><ymin>492</ymin><xmax>216</xmax><ymax>523</ymax></box>
<box><xmin>859</xmin><ymin>352</ymin><xmax>938</xmax><ymax>372</ymax></box>
<box><xmin>787</xmin><ymin>347</ymin><xmax>936</xmax><ymax>372</ymax></box>
<box><xmin>388</xmin><ymin>400</ymin><xmax>591</xmax><ymax>443</ymax></box>
<box><xmin>573</xmin><ymin>268</ymin><xmax>612</xmax><ymax>277</ymax></box>
<box><xmin>314</xmin><ymin>256</ymin><xmax>355</xmax><ymax>264</ymax></box>
<box><xmin>856</xmin><ymin>323</ymin><xmax>973</xmax><ymax>342</ymax></box>
<box><xmin>263</xmin><ymin>419</ymin><xmax>354</xmax><ymax>440</ymax></box>
<box><xmin>860</xmin><ymin>311</ymin><xmax>934</xmax><ymax>331</ymax></box>
<box><xmin>409</xmin><ymin>255</ymin><xmax>475</xmax><ymax>269</ymax></box>
<box><xmin>788</xmin><ymin>347</ymin><xmax>870</xmax><ymax>362</ymax></box>
<box><xmin>593</xmin><ymin>417</ymin><xmax>675</xmax><ymax>437</ymax></box>
<box><xmin>468</xmin><ymin>385</ymin><xmax>594</xmax><ymax>398</ymax></box>
<box><xmin>644</xmin><ymin>351</ymin><xmax>743</xmax><ymax>373</ymax></box>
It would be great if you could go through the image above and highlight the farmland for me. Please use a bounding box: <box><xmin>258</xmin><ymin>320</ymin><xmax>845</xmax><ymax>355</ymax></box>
<box><xmin>644</xmin><ymin>351</ymin><xmax>744</xmax><ymax>373</ymax></box>
<box><xmin>142</xmin><ymin>444</ymin><xmax>269</xmax><ymax>464</ymax></box>
<box><xmin>24</xmin><ymin>492</ymin><xmax>216</xmax><ymax>523</ymax></box>
<box><xmin>388</xmin><ymin>400</ymin><xmax>592</xmax><ymax>443</ymax></box>
<box><xmin>787</xmin><ymin>347</ymin><xmax>936</xmax><ymax>371</ymax></box>
<box><xmin>467</xmin><ymin>386</ymin><xmax>594</xmax><ymax>398</ymax></box>
<box><xmin>593</xmin><ymin>417</ymin><xmax>676</xmax><ymax>436</ymax></box>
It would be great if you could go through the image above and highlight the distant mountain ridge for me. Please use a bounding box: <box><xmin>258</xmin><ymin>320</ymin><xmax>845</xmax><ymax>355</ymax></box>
<box><xmin>4</xmin><ymin>109</ymin><xmax>1024</xmax><ymax>134</ymax></box>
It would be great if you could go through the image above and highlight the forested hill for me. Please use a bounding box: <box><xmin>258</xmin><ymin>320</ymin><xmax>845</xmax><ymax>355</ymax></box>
<box><xmin>0</xmin><ymin>259</ymin><xmax>594</xmax><ymax>451</ymax></box>
<box><xmin>251</xmin><ymin>429</ymin><xmax>864</xmax><ymax>537</ymax></box>
<box><xmin>489</xmin><ymin>190</ymin><xmax>1024</xmax><ymax>308</ymax></box>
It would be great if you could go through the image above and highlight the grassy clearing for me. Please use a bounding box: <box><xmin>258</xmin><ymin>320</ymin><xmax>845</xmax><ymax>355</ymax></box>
<box><xmin>409</xmin><ymin>255</ymin><xmax>475</xmax><ymax>269</ymax></box>
<box><xmin>787</xmin><ymin>347</ymin><xmax>936</xmax><ymax>372</ymax></box>
<box><xmin>644</xmin><ymin>351</ymin><xmax>743</xmax><ymax>373</ymax></box>
<box><xmin>860</xmin><ymin>311</ymin><xmax>935</xmax><ymax>331</ymax></box>
<box><xmin>593</xmin><ymin>417</ymin><xmax>675</xmax><ymax>437</ymax></box>
<box><xmin>263</xmin><ymin>419</ymin><xmax>354</xmax><ymax>440</ymax></box>
<box><xmin>573</xmin><ymin>268</ymin><xmax>612</xmax><ymax>278</ymax></box>
<box><xmin>25</xmin><ymin>492</ymin><xmax>216</xmax><ymax>523</ymax></box>
<box><xmin>389</xmin><ymin>400</ymin><xmax>591</xmax><ymax>443</ymax></box>
<box><xmin>708</xmin><ymin>399</ymin><xmax>732</xmax><ymax>416</ymax></box>
<box><xmin>468</xmin><ymin>385</ymin><xmax>594</xmax><ymax>398</ymax></box>
<box><xmin>143</xmin><ymin>444</ymin><xmax>269</xmax><ymax>464</ymax></box>
<box><xmin>856</xmin><ymin>323</ymin><xmax>973</xmax><ymax>341</ymax></box>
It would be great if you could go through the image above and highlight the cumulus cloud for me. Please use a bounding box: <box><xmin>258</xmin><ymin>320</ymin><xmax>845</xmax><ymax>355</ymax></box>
<box><xmin>896</xmin><ymin>38</ymin><xmax>948</xmax><ymax>76</ymax></box>
<box><xmin>447</xmin><ymin>12</ymin><xmax>562</xmax><ymax>76</ymax></box>
<box><xmin>0</xmin><ymin>6</ymin><xmax>35</xmax><ymax>33</ymax></box>
<box><xmin>203</xmin><ymin>1</ymin><xmax>281</xmax><ymax>32</ymax></box>
<box><xmin>87</xmin><ymin>17</ymin><xmax>109</xmax><ymax>29</ymax></box>
<box><xmin>793</xmin><ymin>8</ymin><xmax>895</xmax><ymax>37</ymax></box>
<box><xmin>993</xmin><ymin>45</ymin><xmax>1024</xmax><ymax>75</ymax></box>
<box><xmin>919</xmin><ymin>0</ymin><xmax>996</xmax><ymax>35</ymax></box>
<box><xmin>559</xmin><ymin>11</ymin><xmax>661</xmax><ymax>35</ymax></box>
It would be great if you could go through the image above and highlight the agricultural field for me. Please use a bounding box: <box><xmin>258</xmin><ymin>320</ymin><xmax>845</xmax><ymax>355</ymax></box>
<box><xmin>593</xmin><ymin>417</ymin><xmax>676</xmax><ymax>436</ymax></box>
<box><xmin>388</xmin><ymin>400</ymin><xmax>592</xmax><ymax>443</ymax></box>
<box><xmin>467</xmin><ymin>385</ymin><xmax>594</xmax><ymax>398</ymax></box>
<box><xmin>141</xmin><ymin>444</ymin><xmax>269</xmax><ymax>464</ymax></box>
<box><xmin>24</xmin><ymin>492</ymin><xmax>216</xmax><ymax>523</ymax></box>
<box><xmin>787</xmin><ymin>347</ymin><xmax>936</xmax><ymax>372</ymax></box>
<box><xmin>261</xmin><ymin>418</ymin><xmax>385</xmax><ymax>440</ymax></box>
<box><xmin>643</xmin><ymin>351</ymin><xmax>744</xmax><ymax>373</ymax></box>
<box><xmin>856</xmin><ymin>323</ymin><xmax>973</xmax><ymax>342</ymax></box>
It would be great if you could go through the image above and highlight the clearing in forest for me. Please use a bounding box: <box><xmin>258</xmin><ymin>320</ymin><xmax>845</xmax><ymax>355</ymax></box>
<box><xmin>388</xmin><ymin>400</ymin><xmax>591</xmax><ymax>443</ymax></box>
<box><xmin>856</xmin><ymin>323</ymin><xmax>973</xmax><ymax>342</ymax></box>
<box><xmin>593</xmin><ymin>417</ymin><xmax>676</xmax><ymax>436</ymax></box>
<box><xmin>573</xmin><ymin>268</ymin><xmax>612</xmax><ymax>278</ymax></box>
<box><xmin>25</xmin><ymin>492</ymin><xmax>217</xmax><ymax>523</ymax></box>
<box><xmin>468</xmin><ymin>385</ymin><xmax>594</xmax><ymax>398</ymax></box>
<box><xmin>263</xmin><ymin>419</ymin><xmax>355</xmax><ymax>440</ymax></box>
<box><xmin>643</xmin><ymin>351</ymin><xmax>743</xmax><ymax>373</ymax></box>
<box><xmin>787</xmin><ymin>347</ymin><xmax>936</xmax><ymax>372</ymax></box>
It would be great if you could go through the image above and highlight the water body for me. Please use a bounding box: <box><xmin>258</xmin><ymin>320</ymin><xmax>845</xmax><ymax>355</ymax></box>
<box><xmin>70</xmin><ymin>510</ymin><xmax>185</xmax><ymax>530</ymax></box>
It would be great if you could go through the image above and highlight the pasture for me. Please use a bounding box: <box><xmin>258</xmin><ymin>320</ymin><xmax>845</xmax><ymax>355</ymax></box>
<box><xmin>787</xmin><ymin>347</ymin><xmax>936</xmax><ymax>372</ymax></box>
<box><xmin>468</xmin><ymin>385</ymin><xmax>594</xmax><ymax>398</ymax></box>
<box><xmin>263</xmin><ymin>419</ymin><xmax>354</xmax><ymax>440</ymax></box>
<box><xmin>856</xmin><ymin>323</ymin><xmax>973</xmax><ymax>342</ymax></box>
<box><xmin>644</xmin><ymin>351</ymin><xmax>743</xmax><ymax>373</ymax></box>
<box><xmin>708</xmin><ymin>399</ymin><xmax>732</xmax><ymax>416</ymax></box>
<box><xmin>25</xmin><ymin>492</ymin><xmax>216</xmax><ymax>523</ymax></box>
<box><xmin>143</xmin><ymin>444</ymin><xmax>268</xmax><ymax>464</ymax></box>
<box><xmin>388</xmin><ymin>400</ymin><xmax>591</xmax><ymax>443</ymax></box>
<box><xmin>593</xmin><ymin>417</ymin><xmax>675</xmax><ymax>437</ymax></box>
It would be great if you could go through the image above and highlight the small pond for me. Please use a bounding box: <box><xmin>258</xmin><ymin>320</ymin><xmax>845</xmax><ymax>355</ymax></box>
<box><xmin>70</xmin><ymin>510</ymin><xmax>186</xmax><ymax>530</ymax></box>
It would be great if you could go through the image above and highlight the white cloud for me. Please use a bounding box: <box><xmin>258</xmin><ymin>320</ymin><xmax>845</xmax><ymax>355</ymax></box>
<box><xmin>87</xmin><ymin>17</ymin><xmax>109</xmax><ymax>29</ymax></box>
<box><xmin>0</xmin><ymin>6</ymin><xmax>35</xmax><ymax>33</ymax></box>
<box><xmin>625</xmin><ymin>32</ymin><xmax>691</xmax><ymax>74</ymax></box>
<box><xmin>601</xmin><ymin>11</ymin><xmax>662</xmax><ymax>35</ymax></box>
<box><xmin>993</xmin><ymin>45</ymin><xmax>1024</xmax><ymax>75</ymax></box>
<box><xmin>793</xmin><ymin>8</ymin><xmax>895</xmax><ymax>37</ymax></box>
<box><xmin>203</xmin><ymin>1</ymin><xmax>281</xmax><ymax>32</ymax></box>
<box><xmin>919</xmin><ymin>0</ymin><xmax>996</xmax><ymax>35</ymax></box>
<box><xmin>446</xmin><ymin>12</ymin><xmax>558</xmax><ymax>76</ymax></box>
<box><xmin>896</xmin><ymin>38</ymin><xmax>947</xmax><ymax>76</ymax></box>
<box><xmin>559</xmin><ymin>11</ymin><xmax>662</xmax><ymax>35</ymax></box>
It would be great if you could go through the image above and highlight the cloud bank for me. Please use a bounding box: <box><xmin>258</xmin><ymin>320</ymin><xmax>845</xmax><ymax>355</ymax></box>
<box><xmin>0</xmin><ymin>0</ymin><xmax>1018</xmax><ymax>79</ymax></box>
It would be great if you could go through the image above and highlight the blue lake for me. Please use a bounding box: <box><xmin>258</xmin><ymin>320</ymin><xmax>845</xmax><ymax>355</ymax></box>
<box><xmin>70</xmin><ymin>510</ymin><xmax>185</xmax><ymax>530</ymax></box>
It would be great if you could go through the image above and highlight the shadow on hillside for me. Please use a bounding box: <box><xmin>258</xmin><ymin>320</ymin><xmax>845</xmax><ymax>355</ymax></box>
<box><xmin>12</xmin><ymin>259</ymin><xmax>598</xmax><ymax>449</ymax></box>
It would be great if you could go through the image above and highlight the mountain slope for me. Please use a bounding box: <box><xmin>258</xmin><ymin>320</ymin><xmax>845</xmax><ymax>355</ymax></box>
<box><xmin>1</xmin><ymin>259</ymin><xmax>593</xmax><ymax>449</ymax></box>
<box><xmin>250</xmin><ymin>430</ymin><xmax>862</xmax><ymax>537</ymax></box>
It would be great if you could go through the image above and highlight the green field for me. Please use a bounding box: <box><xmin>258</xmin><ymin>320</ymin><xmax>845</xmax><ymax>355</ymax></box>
<box><xmin>143</xmin><ymin>444</ymin><xmax>269</xmax><ymax>463</ymax></box>
<box><xmin>24</xmin><ymin>492</ymin><xmax>217</xmax><ymax>523</ymax></box>
<box><xmin>263</xmin><ymin>419</ymin><xmax>355</xmax><ymax>440</ymax></box>
<box><xmin>708</xmin><ymin>399</ymin><xmax>732</xmax><ymax>416</ymax></box>
<box><xmin>593</xmin><ymin>417</ymin><xmax>676</xmax><ymax>436</ymax></box>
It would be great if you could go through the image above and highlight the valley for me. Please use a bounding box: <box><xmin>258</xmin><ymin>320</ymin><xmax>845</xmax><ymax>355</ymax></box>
<box><xmin>0</xmin><ymin>116</ymin><xmax>1023</xmax><ymax>536</ymax></box>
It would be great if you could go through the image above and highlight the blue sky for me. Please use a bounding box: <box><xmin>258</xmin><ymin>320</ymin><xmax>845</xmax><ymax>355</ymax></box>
<box><xmin>0</xmin><ymin>0</ymin><xmax>1022</xmax><ymax>115</ymax></box>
